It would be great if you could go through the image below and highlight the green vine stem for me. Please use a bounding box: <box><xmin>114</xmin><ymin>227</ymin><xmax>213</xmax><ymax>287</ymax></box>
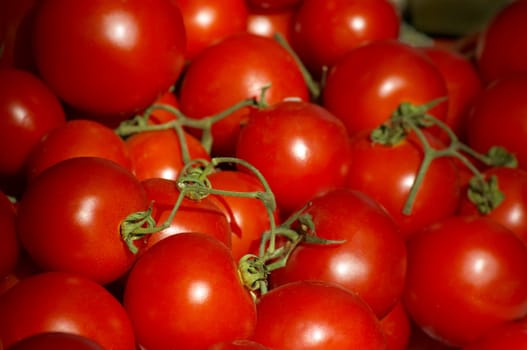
<box><xmin>371</xmin><ymin>99</ymin><xmax>517</xmax><ymax>216</ymax></box>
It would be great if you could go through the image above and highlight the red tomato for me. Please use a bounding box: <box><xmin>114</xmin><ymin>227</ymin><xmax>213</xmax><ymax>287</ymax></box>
<box><xmin>0</xmin><ymin>69</ymin><xmax>65</xmax><ymax>192</ymax></box>
<box><xmin>475</xmin><ymin>0</ymin><xmax>527</xmax><ymax>84</ymax></box>
<box><xmin>403</xmin><ymin>215</ymin><xmax>527</xmax><ymax>347</ymax></box>
<box><xmin>462</xmin><ymin>319</ymin><xmax>527</xmax><ymax>350</ymax></box>
<box><xmin>7</xmin><ymin>332</ymin><xmax>104</xmax><ymax>350</ymax></box>
<box><xmin>346</xmin><ymin>130</ymin><xmax>461</xmax><ymax>238</ymax></box>
<box><xmin>24</xmin><ymin>119</ymin><xmax>132</xmax><ymax>182</ymax></box>
<box><xmin>250</xmin><ymin>280</ymin><xmax>387</xmax><ymax>349</ymax></box>
<box><xmin>0</xmin><ymin>252</ymin><xmax>39</xmax><ymax>298</ymax></box>
<box><xmin>322</xmin><ymin>39</ymin><xmax>448</xmax><ymax>136</ymax></box>
<box><xmin>141</xmin><ymin>177</ymin><xmax>232</xmax><ymax>250</ymax></box>
<box><xmin>380</xmin><ymin>302</ymin><xmax>411</xmax><ymax>350</ymax></box>
<box><xmin>207</xmin><ymin>339</ymin><xmax>271</xmax><ymax>350</ymax></box>
<box><xmin>271</xmin><ymin>188</ymin><xmax>407</xmax><ymax>319</ymax></box>
<box><xmin>465</xmin><ymin>73</ymin><xmax>527</xmax><ymax>171</ymax></box>
<box><xmin>421</xmin><ymin>46</ymin><xmax>483</xmax><ymax>139</ymax></box>
<box><xmin>178</xmin><ymin>32</ymin><xmax>309</xmax><ymax>156</ymax></box>
<box><xmin>124</xmin><ymin>232</ymin><xmax>256</xmax><ymax>350</ymax></box>
<box><xmin>126</xmin><ymin>129</ymin><xmax>210</xmax><ymax>182</ymax></box>
<box><xmin>236</xmin><ymin>100</ymin><xmax>351</xmax><ymax>216</ymax></box>
<box><xmin>0</xmin><ymin>191</ymin><xmax>18</xmax><ymax>278</ymax></box>
<box><xmin>246</xmin><ymin>7</ymin><xmax>295</xmax><ymax>44</ymax></box>
<box><xmin>0</xmin><ymin>271</ymin><xmax>136</xmax><ymax>350</ymax></box>
<box><xmin>291</xmin><ymin>0</ymin><xmax>400</xmax><ymax>76</ymax></box>
<box><xmin>458</xmin><ymin>167</ymin><xmax>527</xmax><ymax>245</ymax></box>
<box><xmin>147</xmin><ymin>89</ymin><xmax>180</xmax><ymax>124</ymax></box>
<box><xmin>32</xmin><ymin>0</ymin><xmax>186</xmax><ymax>121</ymax></box>
<box><xmin>174</xmin><ymin>0</ymin><xmax>249</xmax><ymax>61</ymax></box>
<box><xmin>246</xmin><ymin>0</ymin><xmax>302</xmax><ymax>11</ymax></box>
<box><xmin>208</xmin><ymin>170</ymin><xmax>279</xmax><ymax>261</ymax></box>
<box><xmin>16</xmin><ymin>157</ymin><xmax>149</xmax><ymax>284</ymax></box>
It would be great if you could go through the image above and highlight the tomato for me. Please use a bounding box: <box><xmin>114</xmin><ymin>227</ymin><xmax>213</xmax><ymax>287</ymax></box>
<box><xmin>291</xmin><ymin>0</ymin><xmax>400</xmax><ymax>76</ymax></box>
<box><xmin>141</xmin><ymin>177</ymin><xmax>232</xmax><ymax>250</ymax></box>
<box><xmin>208</xmin><ymin>170</ymin><xmax>279</xmax><ymax>261</ymax></box>
<box><xmin>0</xmin><ymin>69</ymin><xmax>66</xmax><ymax>194</ymax></box>
<box><xmin>7</xmin><ymin>332</ymin><xmax>104</xmax><ymax>350</ymax></box>
<box><xmin>178</xmin><ymin>32</ymin><xmax>309</xmax><ymax>156</ymax></box>
<box><xmin>246</xmin><ymin>0</ymin><xmax>302</xmax><ymax>11</ymax></box>
<box><xmin>125</xmin><ymin>129</ymin><xmax>210</xmax><ymax>182</ymax></box>
<box><xmin>271</xmin><ymin>188</ymin><xmax>407</xmax><ymax>319</ymax></box>
<box><xmin>0</xmin><ymin>191</ymin><xmax>18</xmax><ymax>278</ymax></box>
<box><xmin>421</xmin><ymin>46</ymin><xmax>482</xmax><ymax>140</ymax></box>
<box><xmin>236</xmin><ymin>100</ymin><xmax>351</xmax><ymax>216</ymax></box>
<box><xmin>465</xmin><ymin>73</ymin><xmax>527</xmax><ymax>171</ymax></box>
<box><xmin>403</xmin><ymin>215</ymin><xmax>527</xmax><ymax>347</ymax></box>
<box><xmin>16</xmin><ymin>157</ymin><xmax>149</xmax><ymax>285</ymax></box>
<box><xmin>246</xmin><ymin>7</ymin><xmax>295</xmax><ymax>44</ymax></box>
<box><xmin>124</xmin><ymin>232</ymin><xmax>256</xmax><ymax>350</ymax></box>
<box><xmin>380</xmin><ymin>302</ymin><xmax>411</xmax><ymax>350</ymax></box>
<box><xmin>250</xmin><ymin>280</ymin><xmax>387</xmax><ymax>349</ymax></box>
<box><xmin>147</xmin><ymin>89</ymin><xmax>180</xmax><ymax>124</ymax></box>
<box><xmin>346</xmin><ymin>130</ymin><xmax>461</xmax><ymax>238</ymax></box>
<box><xmin>458</xmin><ymin>166</ymin><xmax>527</xmax><ymax>245</ymax></box>
<box><xmin>207</xmin><ymin>339</ymin><xmax>271</xmax><ymax>350</ymax></box>
<box><xmin>174</xmin><ymin>0</ymin><xmax>249</xmax><ymax>61</ymax></box>
<box><xmin>32</xmin><ymin>0</ymin><xmax>186</xmax><ymax>121</ymax></box>
<box><xmin>462</xmin><ymin>319</ymin><xmax>527</xmax><ymax>350</ymax></box>
<box><xmin>24</xmin><ymin>119</ymin><xmax>132</xmax><ymax>182</ymax></box>
<box><xmin>0</xmin><ymin>252</ymin><xmax>39</xmax><ymax>298</ymax></box>
<box><xmin>322</xmin><ymin>39</ymin><xmax>448</xmax><ymax>137</ymax></box>
<box><xmin>475</xmin><ymin>0</ymin><xmax>527</xmax><ymax>84</ymax></box>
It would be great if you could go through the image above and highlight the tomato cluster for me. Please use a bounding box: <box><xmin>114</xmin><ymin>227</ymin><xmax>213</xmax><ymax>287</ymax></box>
<box><xmin>2</xmin><ymin>0</ymin><xmax>527</xmax><ymax>349</ymax></box>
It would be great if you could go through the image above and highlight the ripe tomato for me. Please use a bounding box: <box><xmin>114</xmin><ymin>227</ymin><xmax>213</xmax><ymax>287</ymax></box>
<box><xmin>250</xmin><ymin>280</ymin><xmax>387</xmax><ymax>349</ymax></box>
<box><xmin>124</xmin><ymin>232</ymin><xmax>256</xmax><ymax>350</ymax></box>
<box><xmin>174</xmin><ymin>0</ymin><xmax>249</xmax><ymax>61</ymax></box>
<box><xmin>207</xmin><ymin>339</ymin><xmax>271</xmax><ymax>350</ymax></box>
<box><xmin>346</xmin><ymin>130</ymin><xmax>461</xmax><ymax>238</ymax></box>
<box><xmin>32</xmin><ymin>0</ymin><xmax>186</xmax><ymax>121</ymax></box>
<box><xmin>0</xmin><ymin>69</ymin><xmax>65</xmax><ymax>192</ymax></box>
<box><xmin>291</xmin><ymin>0</ymin><xmax>400</xmax><ymax>76</ymax></box>
<box><xmin>7</xmin><ymin>332</ymin><xmax>104</xmax><ymax>350</ymax></box>
<box><xmin>0</xmin><ymin>191</ymin><xmax>18</xmax><ymax>279</ymax></box>
<box><xmin>246</xmin><ymin>0</ymin><xmax>302</xmax><ymax>11</ymax></box>
<box><xmin>462</xmin><ymin>319</ymin><xmax>527</xmax><ymax>350</ymax></box>
<box><xmin>147</xmin><ymin>89</ymin><xmax>180</xmax><ymax>124</ymax></box>
<box><xmin>403</xmin><ymin>215</ymin><xmax>527</xmax><ymax>347</ymax></box>
<box><xmin>125</xmin><ymin>129</ymin><xmax>210</xmax><ymax>182</ymax></box>
<box><xmin>380</xmin><ymin>302</ymin><xmax>411</xmax><ymax>350</ymax></box>
<box><xmin>458</xmin><ymin>167</ymin><xmax>527</xmax><ymax>245</ymax></box>
<box><xmin>236</xmin><ymin>100</ymin><xmax>351</xmax><ymax>216</ymax></box>
<box><xmin>16</xmin><ymin>157</ymin><xmax>149</xmax><ymax>284</ymax></box>
<box><xmin>271</xmin><ymin>188</ymin><xmax>407</xmax><ymax>319</ymax></box>
<box><xmin>178</xmin><ymin>32</ymin><xmax>309</xmax><ymax>156</ymax></box>
<box><xmin>141</xmin><ymin>177</ymin><xmax>232</xmax><ymax>250</ymax></box>
<box><xmin>475</xmin><ymin>0</ymin><xmax>527</xmax><ymax>83</ymax></box>
<box><xmin>24</xmin><ymin>119</ymin><xmax>132</xmax><ymax>182</ymax></box>
<box><xmin>421</xmin><ymin>46</ymin><xmax>482</xmax><ymax>139</ymax></box>
<box><xmin>208</xmin><ymin>170</ymin><xmax>279</xmax><ymax>261</ymax></box>
<box><xmin>322</xmin><ymin>39</ymin><xmax>448</xmax><ymax>136</ymax></box>
<box><xmin>246</xmin><ymin>7</ymin><xmax>295</xmax><ymax>44</ymax></box>
<box><xmin>465</xmin><ymin>73</ymin><xmax>527</xmax><ymax>171</ymax></box>
<box><xmin>0</xmin><ymin>271</ymin><xmax>136</xmax><ymax>350</ymax></box>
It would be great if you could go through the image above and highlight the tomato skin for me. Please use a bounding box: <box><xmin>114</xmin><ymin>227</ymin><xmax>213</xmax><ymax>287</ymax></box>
<box><xmin>251</xmin><ymin>280</ymin><xmax>387</xmax><ymax>349</ymax></box>
<box><xmin>475</xmin><ymin>0</ymin><xmax>527</xmax><ymax>84</ymax></box>
<box><xmin>25</xmin><ymin>119</ymin><xmax>132</xmax><ymax>182</ymax></box>
<box><xmin>462</xmin><ymin>319</ymin><xmax>527</xmax><ymax>350</ymax></box>
<box><xmin>178</xmin><ymin>32</ymin><xmax>309</xmax><ymax>156</ymax></box>
<box><xmin>0</xmin><ymin>69</ymin><xmax>65</xmax><ymax>184</ymax></box>
<box><xmin>403</xmin><ymin>215</ymin><xmax>527</xmax><ymax>347</ymax></box>
<box><xmin>7</xmin><ymin>332</ymin><xmax>104</xmax><ymax>350</ymax></box>
<box><xmin>465</xmin><ymin>74</ymin><xmax>527</xmax><ymax>171</ymax></box>
<box><xmin>124</xmin><ymin>232</ymin><xmax>256</xmax><ymax>350</ymax></box>
<box><xmin>291</xmin><ymin>0</ymin><xmax>400</xmax><ymax>76</ymax></box>
<box><xmin>236</xmin><ymin>100</ymin><xmax>351</xmax><ymax>216</ymax></box>
<box><xmin>126</xmin><ymin>129</ymin><xmax>210</xmax><ymax>182</ymax></box>
<box><xmin>0</xmin><ymin>191</ymin><xmax>18</xmax><ymax>279</ymax></box>
<box><xmin>207</xmin><ymin>339</ymin><xmax>271</xmax><ymax>350</ymax></box>
<box><xmin>32</xmin><ymin>0</ymin><xmax>186</xmax><ymax>120</ymax></box>
<box><xmin>141</xmin><ymin>177</ymin><xmax>232</xmax><ymax>250</ymax></box>
<box><xmin>0</xmin><ymin>271</ymin><xmax>136</xmax><ymax>350</ymax></box>
<box><xmin>322</xmin><ymin>40</ymin><xmax>448</xmax><ymax>136</ymax></box>
<box><xmin>346</xmin><ymin>130</ymin><xmax>461</xmax><ymax>238</ymax></box>
<box><xmin>246</xmin><ymin>7</ymin><xmax>295</xmax><ymax>44</ymax></box>
<box><xmin>246</xmin><ymin>0</ymin><xmax>302</xmax><ymax>11</ymax></box>
<box><xmin>380</xmin><ymin>302</ymin><xmax>411</xmax><ymax>350</ymax></box>
<box><xmin>458</xmin><ymin>167</ymin><xmax>527</xmax><ymax>245</ymax></box>
<box><xmin>271</xmin><ymin>188</ymin><xmax>407</xmax><ymax>319</ymax></box>
<box><xmin>174</xmin><ymin>0</ymin><xmax>249</xmax><ymax>61</ymax></box>
<box><xmin>16</xmin><ymin>157</ymin><xmax>149</xmax><ymax>285</ymax></box>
